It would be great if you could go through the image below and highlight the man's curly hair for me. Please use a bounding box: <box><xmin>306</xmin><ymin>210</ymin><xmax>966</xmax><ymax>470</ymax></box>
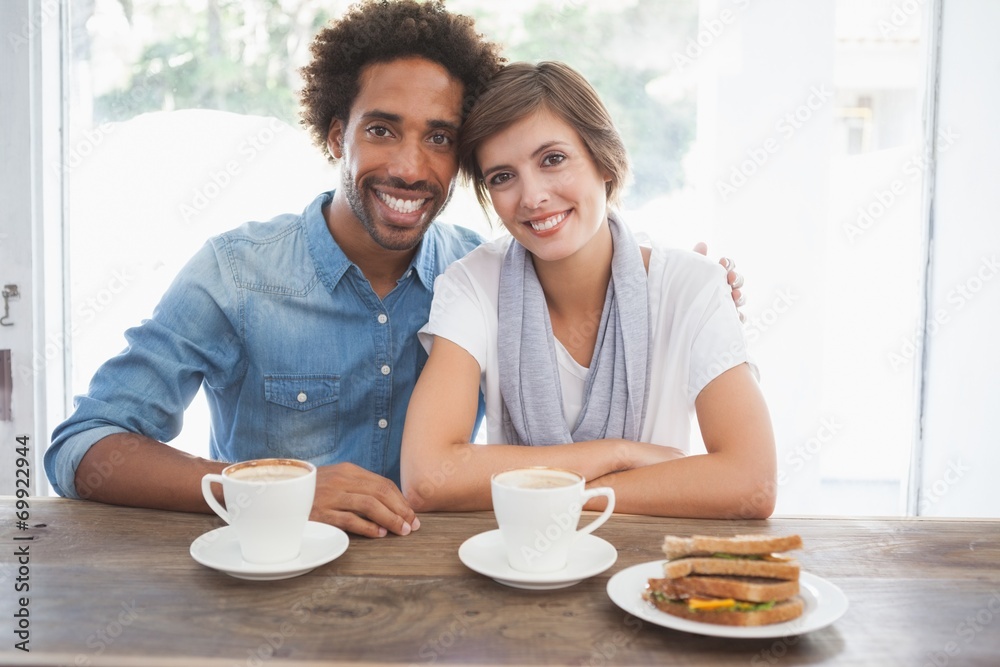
<box><xmin>299</xmin><ymin>0</ymin><xmax>505</xmax><ymax>163</ymax></box>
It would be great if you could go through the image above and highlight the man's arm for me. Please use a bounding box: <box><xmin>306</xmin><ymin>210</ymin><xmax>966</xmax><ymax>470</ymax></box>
<box><xmin>76</xmin><ymin>433</ymin><xmax>419</xmax><ymax>538</ymax></box>
<box><xmin>75</xmin><ymin>432</ymin><xmax>224</xmax><ymax>512</ymax></box>
<box><xmin>59</xmin><ymin>238</ymin><xmax>417</xmax><ymax>538</ymax></box>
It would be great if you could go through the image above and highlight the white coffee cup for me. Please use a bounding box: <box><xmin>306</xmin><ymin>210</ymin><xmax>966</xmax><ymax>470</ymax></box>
<box><xmin>491</xmin><ymin>467</ymin><xmax>615</xmax><ymax>573</ymax></box>
<box><xmin>201</xmin><ymin>458</ymin><xmax>316</xmax><ymax>564</ymax></box>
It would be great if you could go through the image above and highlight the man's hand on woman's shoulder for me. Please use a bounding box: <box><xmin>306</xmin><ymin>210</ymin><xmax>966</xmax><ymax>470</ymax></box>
<box><xmin>693</xmin><ymin>242</ymin><xmax>746</xmax><ymax>321</ymax></box>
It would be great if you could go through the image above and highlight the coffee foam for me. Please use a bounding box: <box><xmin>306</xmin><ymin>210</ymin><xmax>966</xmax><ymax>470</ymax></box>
<box><xmin>228</xmin><ymin>463</ymin><xmax>311</xmax><ymax>483</ymax></box>
<box><xmin>495</xmin><ymin>468</ymin><xmax>580</xmax><ymax>490</ymax></box>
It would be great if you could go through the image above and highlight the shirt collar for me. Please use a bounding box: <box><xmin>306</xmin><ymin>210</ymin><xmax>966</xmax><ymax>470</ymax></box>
<box><xmin>407</xmin><ymin>225</ymin><xmax>438</xmax><ymax>291</ymax></box>
<box><xmin>304</xmin><ymin>191</ymin><xmax>352</xmax><ymax>288</ymax></box>
<box><xmin>304</xmin><ymin>189</ymin><xmax>438</xmax><ymax>292</ymax></box>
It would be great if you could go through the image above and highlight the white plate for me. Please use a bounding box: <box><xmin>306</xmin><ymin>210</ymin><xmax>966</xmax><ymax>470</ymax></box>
<box><xmin>606</xmin><ymin>561</ymin><xmax>848</xmax><ymax>638</ymax></box>
<box><xmin>459</xmin><ymin>529</ymin><xmax>617</xmax><ymax>590</ymax></box>
<box><xmin>190</xmin><ymin>521</ymin><xmax>349</xmax><ymax>581</ymax></box>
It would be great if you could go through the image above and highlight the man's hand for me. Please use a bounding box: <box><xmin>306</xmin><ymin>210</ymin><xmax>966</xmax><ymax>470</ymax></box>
<box><xmin>694</xmin><ymin>242</ymin><xmax>746</xmax><ymax>321</ymax></box>
<box><xmin>311</xmin><ymin>462</ymin><xmax>419</xmax><ymax>538</ymax></box>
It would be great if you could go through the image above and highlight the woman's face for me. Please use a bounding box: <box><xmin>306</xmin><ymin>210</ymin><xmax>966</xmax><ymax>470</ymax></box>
<box><xmin>476</xmin><ymin>107</ymin><xmax>611</xmax><ymax>264</ymax></box>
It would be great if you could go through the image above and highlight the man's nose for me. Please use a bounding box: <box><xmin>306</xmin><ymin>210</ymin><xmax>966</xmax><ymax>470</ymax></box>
<box><xmin>388</xmin><ymin>139</ymin><xmax>429</xmax><ymax>184</ymax></box>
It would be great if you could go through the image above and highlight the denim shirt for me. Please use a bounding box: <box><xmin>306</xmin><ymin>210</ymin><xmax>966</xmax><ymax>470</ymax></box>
<box><xmin>46</xmin><ymin>190</ymin><xmax>484</xmax><ymax>497</ymax></box>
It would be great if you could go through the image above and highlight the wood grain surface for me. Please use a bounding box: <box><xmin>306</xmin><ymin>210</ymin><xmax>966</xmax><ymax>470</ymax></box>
<box><xmin>1</xmin><ymin>498</ymin><xmax>999</xmax><ymax>666</ymax></box>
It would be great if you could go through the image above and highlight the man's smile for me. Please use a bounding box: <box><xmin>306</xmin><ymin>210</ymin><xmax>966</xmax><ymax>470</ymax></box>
<box><xmin>376</xmin><ymin>191</ymin><xmax>428</xmax><ymax>214</ymax></box>
<box><xmin>370</xmin><ymin>185</ymin><xmax>436</xmax><ymax>226</ymax></box>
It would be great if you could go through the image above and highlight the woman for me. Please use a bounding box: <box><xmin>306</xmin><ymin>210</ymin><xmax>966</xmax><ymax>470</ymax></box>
<box><xmin>400</xmin><ymin>62</ymin><xmax>775</xmax><ymax>519</ymax></box>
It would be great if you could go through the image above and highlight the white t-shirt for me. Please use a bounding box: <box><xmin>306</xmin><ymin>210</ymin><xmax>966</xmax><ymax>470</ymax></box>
<box><xmin>419</xmin><ymin>236</ymin><xmax>750</xmax><ymax>452</ymax></box>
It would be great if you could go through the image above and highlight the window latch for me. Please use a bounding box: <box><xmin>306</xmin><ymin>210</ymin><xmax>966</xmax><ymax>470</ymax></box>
<box><xmin>1</xmin><ymin>284</ymin><xmax>19</xmax><ymax>327</ymax></box>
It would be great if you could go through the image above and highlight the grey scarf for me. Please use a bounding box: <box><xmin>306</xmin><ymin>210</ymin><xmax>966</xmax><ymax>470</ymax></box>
<box><xmin>498</xmin><ymin>214</ymin><xmax>650</xmax><ymax>445</ymax></box>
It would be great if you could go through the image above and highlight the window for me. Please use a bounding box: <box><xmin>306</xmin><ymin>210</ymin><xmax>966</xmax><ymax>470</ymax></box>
<box><xmin>53</xmin><ymin>0</ymin><xmax>983</xmax><ymax>515</ymax></box>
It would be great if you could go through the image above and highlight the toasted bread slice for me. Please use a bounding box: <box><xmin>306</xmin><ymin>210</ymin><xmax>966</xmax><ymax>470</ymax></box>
<box><xmin>648</xmin><ymin>596</ymin><xmax>805</xmax><ymax>627</ymax></box>
<box><xmin>647</xmin><ymin>575</ymin><xmax>800</xmax><ymax>603</ymax></box>
<box><xmin>662</xmin><ymin>556</ymin><xmax>800</xmax><ymax>581</ymax></box>
<box><xmin>661</xmin><ymin>534</ymin><xmax>803</xmax><ymax>559</ymax></box>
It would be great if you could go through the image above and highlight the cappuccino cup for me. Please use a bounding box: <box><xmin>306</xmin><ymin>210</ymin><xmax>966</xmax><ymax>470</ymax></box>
<box><xmin>201</xmin><ymin>458</ymin><xmax>316</xmax><ymax>564</ymax></box>
<box><xmin>491</xmin><ymin>467</ymin><xmax>615</xmax><ymax>573</ymax></box>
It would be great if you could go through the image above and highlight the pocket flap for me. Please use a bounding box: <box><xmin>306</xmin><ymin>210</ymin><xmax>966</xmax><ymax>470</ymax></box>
<box><xmin>264</xmin><ymin>374</ymin><xmax>339</xmax><ymax>411</ymax></box>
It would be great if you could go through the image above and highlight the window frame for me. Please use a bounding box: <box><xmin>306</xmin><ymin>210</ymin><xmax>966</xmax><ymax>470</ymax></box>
<box><xmin>0</xmin><ymin>0</ymin><xmax>69</xmax><ymax>496</ymax></box>
<box><xmin>15</xmin><ymin>0</ymin><xmax>997</xmax><ymax>517</ymax></box>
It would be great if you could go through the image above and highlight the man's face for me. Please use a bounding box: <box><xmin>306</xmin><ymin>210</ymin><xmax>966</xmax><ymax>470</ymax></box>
<box><xmin>328</xmin><ymin>57</ymin><xmax>465</xmax><ymax>252</ymax></box>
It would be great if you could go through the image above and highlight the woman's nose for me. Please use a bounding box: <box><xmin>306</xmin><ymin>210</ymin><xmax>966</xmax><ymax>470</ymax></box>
<box><xmin>519</xmin><ymin>172</ymin><xmax>550</xmax><ymax>210</ymax></box>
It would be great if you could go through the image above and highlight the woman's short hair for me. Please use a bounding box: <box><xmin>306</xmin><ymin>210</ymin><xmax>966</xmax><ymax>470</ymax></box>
<box><xmin>459</xmin><ymin>61</ymin><xmax>630</xmax><ymax>211</ymax></box>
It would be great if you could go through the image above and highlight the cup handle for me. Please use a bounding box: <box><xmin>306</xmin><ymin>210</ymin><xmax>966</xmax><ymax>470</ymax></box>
<box><xmin>201</xmin><ymin>474</ymin><xmax>231</xmax><ymax>524</ymax></box>
<box><xmin>576</xmin><ymin>486</ymin><xmax>615</xmax><ymax>537</ymax></box>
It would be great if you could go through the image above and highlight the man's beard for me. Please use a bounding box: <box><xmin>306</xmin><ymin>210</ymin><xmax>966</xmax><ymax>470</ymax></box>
<box><xmin>341</xmin><ymin>170</ymin><xmax>454</xmax><ymax>252</ymax></box>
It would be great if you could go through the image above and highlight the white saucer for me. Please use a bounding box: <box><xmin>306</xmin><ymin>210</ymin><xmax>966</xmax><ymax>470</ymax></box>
<box><xmin>458</xmin><ymin>529</ymin><xmax>617</xmax><ymax>590</ymax></box>
<box><xmin>607</xmin><ymin>560</ymin><xmax>849</xmax><ymax>638</ymax></box>
<box><xmin>190</xmin><ymin>521</ymin><xmax>349</xmax><ymax>581</ymax></box>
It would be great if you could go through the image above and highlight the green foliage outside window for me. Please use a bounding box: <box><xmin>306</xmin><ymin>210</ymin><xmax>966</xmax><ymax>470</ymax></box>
<box><xmin>81</xmin><ymin>0</ymin><xmax>698</xmax><ymax>207</ymax></box>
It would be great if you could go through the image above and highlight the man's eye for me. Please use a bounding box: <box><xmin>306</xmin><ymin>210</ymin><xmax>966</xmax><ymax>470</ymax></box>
<box><xmin>429</xmin><ymin>133</ymin><xmax>452</xmax><ymax>146</ymax></box>
<box><xmin>367</xmin><ymin>125</ymin><xmax>391</xmax><ymax>138</ymax></box>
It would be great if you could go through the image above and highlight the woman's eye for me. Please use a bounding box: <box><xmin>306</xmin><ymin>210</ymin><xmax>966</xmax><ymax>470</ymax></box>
<box><xmin>542</xmin><ymin>153</ymin><xmax>566</xmax><ymax>167</ymax></box>
<box><xmin>487</xmin><ymin>172</ymin><xmax>513</xmax><ymax>188</ymax></box>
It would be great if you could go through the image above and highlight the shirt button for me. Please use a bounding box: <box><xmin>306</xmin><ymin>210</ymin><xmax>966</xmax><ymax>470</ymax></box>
<box><xmin>378</xmin><ymin>418</ymin><xmax>388</xmax><ymax>429</ymax></box>
<box><xmin>297</xmin><ymin>392</ymin><xmax>307</xmax><ymax>403</ymax></box>
<box><xmin>381</xmin><ymin>365</ymin><xmax>391</xmax><ymax>375</ymax></box>
<box><xmin>377</xmin><ymin>313</ymin><xmax>388</xmax><ymax>324</ymax></box>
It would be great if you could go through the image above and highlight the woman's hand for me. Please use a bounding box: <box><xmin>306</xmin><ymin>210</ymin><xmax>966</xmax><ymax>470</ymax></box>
<box><xmin>613</xmin><ymin>440</ymin><xmax>687</xmax><ymax>470</ymax></box>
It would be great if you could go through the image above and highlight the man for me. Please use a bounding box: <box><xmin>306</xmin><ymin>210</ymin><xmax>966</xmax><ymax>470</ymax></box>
<box><xmin>45</xmin><ymin>0</ymin><xmax>742</xmax><ymax>538</ymax></box>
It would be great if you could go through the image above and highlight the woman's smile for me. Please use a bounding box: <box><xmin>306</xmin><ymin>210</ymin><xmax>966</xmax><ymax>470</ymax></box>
<box><xmin>524</xmin><ymin>209</ymin><xmax>570</xmax><ymax>233</ymax></box>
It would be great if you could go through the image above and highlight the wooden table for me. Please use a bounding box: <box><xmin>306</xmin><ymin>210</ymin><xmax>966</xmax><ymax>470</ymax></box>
<box><xmin>2</xmin><ymin>498</ymin><xmax>999</xmax><ymax>666</ymax></box>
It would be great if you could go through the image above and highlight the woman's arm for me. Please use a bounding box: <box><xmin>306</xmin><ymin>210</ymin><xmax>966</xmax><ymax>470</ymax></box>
<box><xmin>400</xmin><ymin>336</ymin><xmax>682</xmax><ymax>511</ymax></box>
<box><xmin>586</xmin><ymin>362</ymin><xmax>776</xmax><ymax>519</ymax></box>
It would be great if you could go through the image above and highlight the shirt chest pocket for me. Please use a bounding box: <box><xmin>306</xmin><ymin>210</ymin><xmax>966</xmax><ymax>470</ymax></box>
<box><xmin>263</xmin><ymin>374</ymin><xmax>340</xmax><ymax>460</ymax></box>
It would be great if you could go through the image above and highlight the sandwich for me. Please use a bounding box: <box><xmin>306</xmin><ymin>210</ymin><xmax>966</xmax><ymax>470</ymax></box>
<box><xmin>643</xmin><ymin>534</ymin><xmax>804</xmax><ymax>626</ymax></box>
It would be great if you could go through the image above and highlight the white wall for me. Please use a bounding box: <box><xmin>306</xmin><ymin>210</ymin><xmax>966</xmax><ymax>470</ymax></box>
<box><xmin>0</xmin><ymin>1</ymin><xmax>39</xmax><ymax>496</ymax></box>
<box><xmin>0</xmin><ymin>0</ymin><xmax>61</xmax><ymax>497</ymax></box>
<box><xmin>918</xmin><ymin>0</ymin><xmax>1000</xmax><ymax>517</ymax></box>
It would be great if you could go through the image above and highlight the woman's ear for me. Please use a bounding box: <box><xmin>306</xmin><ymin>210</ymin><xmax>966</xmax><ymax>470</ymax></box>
<box><xmin>326</xmin><ymin>120</ymin><xmax>345</xmax><ymax>159</ymax></box>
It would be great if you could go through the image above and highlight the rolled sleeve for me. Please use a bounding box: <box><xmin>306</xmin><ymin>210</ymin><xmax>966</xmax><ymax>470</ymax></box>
<box><xmin>45</xmin><ymin>425</ymin><xmax>128</xmax><ymax>498</ymax></box>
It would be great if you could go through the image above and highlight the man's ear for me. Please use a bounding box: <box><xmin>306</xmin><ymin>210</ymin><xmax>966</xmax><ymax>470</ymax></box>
<box><xmin>327</xmin><ymin>119</ymin><xmax>345</xmax><ymax>159</ymax></box>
